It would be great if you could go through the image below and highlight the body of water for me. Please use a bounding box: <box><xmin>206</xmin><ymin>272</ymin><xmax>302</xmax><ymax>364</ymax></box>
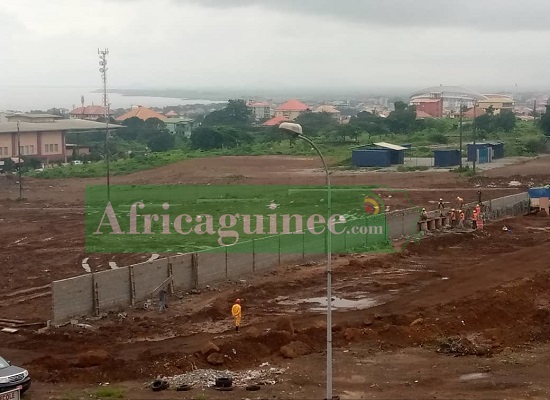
<box><xmin>0</xmin><ymin>86</ymin><xmax>224</xmax><ymax>112</ymax></box>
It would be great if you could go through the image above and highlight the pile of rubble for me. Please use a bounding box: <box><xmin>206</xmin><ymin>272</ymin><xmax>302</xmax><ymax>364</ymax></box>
<box><xmin>162</xmin><ymin>364</ymin><xmax>286</xmax><ymax>389</ymax></box>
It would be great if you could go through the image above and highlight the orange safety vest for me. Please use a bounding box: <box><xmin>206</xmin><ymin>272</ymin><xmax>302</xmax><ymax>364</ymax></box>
<box><xmin>459</xmin><ymin>211</ymin><xmax>465</xmax><ymax>220</ymax></box>
<box><xmin>472</xmin><ymin>211</ymin><xmax>478</xmax><ymax>220</ymax></box>
<box><xmin>450</xmin><ymin>212</ymin><xmax>456</xmax><ymax>220</ymax></box>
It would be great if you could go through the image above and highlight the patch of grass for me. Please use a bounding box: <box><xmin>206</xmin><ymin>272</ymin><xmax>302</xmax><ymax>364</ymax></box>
<box><xmin>396</xmin><ymin>165</ymin><xmax>429</xmax><ymax>172</ymax></box>
<box><xmin>92</xmin><ymin>387</ymin><xmax>125</xmax><ymax>398</ymax></box>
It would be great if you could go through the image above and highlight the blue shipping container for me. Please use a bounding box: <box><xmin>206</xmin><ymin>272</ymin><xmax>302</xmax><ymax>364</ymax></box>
<box><xmin>491</xmin><ymin>142</ymin><xmax>504</xmax><ymax>159</ymax></box>
<box><xmin>389</xmin><ymin>149</ymin><xmax>405</xmax><ymax>165</ymax></box>
<box><xmin>528</xmin><ymin>187</ymin><xmax>550</xmax><ymax>198</ymax></box>
<box><xmin>477</xmin><ymin>147</ymin><xmax>491</xmax><ymax>163</ymax></box>
<box><xmin>467</xmin><ymin>143</ymin><xmax>490</xmax><ymax>162</ymax></box>
<box><xmin>434</xmin><ymin>149</ymin><xmax>461</xmax><ymax>167</ymax></box>
<box><xmin>352</xmin><ymin>149</ymin><xmax>391</xmax><ymax>167</ymax></box>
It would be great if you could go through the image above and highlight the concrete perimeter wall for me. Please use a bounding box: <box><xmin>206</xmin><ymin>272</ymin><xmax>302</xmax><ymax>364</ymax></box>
<box><xmin>51</xmin><ymin>192</ymin><xmax>530</xmax><ymax>323</ymax></box>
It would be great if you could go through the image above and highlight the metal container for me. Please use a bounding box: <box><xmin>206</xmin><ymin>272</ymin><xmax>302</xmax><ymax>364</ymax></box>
<box><xmin>351</xmin><ymin>149</ymin><xmax>391</xmax><ymax>167</ymax></box>
<box><xmin>433</xmin><ymin>149</ymin><xmax>461</xmax><ymax>167</ymax></box>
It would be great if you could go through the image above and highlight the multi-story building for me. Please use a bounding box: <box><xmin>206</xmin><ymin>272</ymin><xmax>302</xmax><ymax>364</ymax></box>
<box><xmin>248</xmin><ymin>102</ymin><xmax>273</xmax><ymax>121</ymax></box>
<box><xmin>274</xmin><ymin>99</ymin><xmax>310</xmax><ymax>121</ymax></box>
<box><xmin>70</xmin><ymin>105</ymin><xmax>113</xmax><ymax>120</ymax></box>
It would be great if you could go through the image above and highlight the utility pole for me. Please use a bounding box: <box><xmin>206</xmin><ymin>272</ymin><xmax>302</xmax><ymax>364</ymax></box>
<box><xmin>98</xmin><ymin>48</ymin><xmax>110</xmax><ymax>201</ymax></box>
<box><xmin>16</xmin><ymin>120</ymin><xmax>22</xmax><ymax>200</ymax></box>
<box><xmin>472</xmin><ymin>100</ymin><xmax>477</xmax><ymax>175</ymax></box>
<box><xmin>459</xmin><ymin>98</ymin><xmax>463</xmax><ymax>169</ymax></box>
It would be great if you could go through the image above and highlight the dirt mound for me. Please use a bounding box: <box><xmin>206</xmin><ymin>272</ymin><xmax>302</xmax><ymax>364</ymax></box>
<box><xmin>206</xmin><ymin>352</ymin><xmax>225</xmax><ymax>365</ymax></box>
<box><xmin>275</xmin><ymin>316</ymin><xmax>295</xmax><ymax>334</ymax></box>
<box><xmin>280</xmin><ymin>341</ymin><xmax>311</xmax><ymax>359</ymax></box>
<box><xmin>74</xmin><ymin>349</ymin><xmax>112</xmax><ymax>368</ymax></box>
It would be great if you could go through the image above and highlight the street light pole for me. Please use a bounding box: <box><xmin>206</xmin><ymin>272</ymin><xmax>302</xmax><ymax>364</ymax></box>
<box><xmin>16</xmin><ymin>120</ymin><xmax>22</xmax><ymax>200</ymax></box>
<box><xmin>278</xmin><ymin>122</ymin><xmax>333</xmax><ymax>400</ymax></box>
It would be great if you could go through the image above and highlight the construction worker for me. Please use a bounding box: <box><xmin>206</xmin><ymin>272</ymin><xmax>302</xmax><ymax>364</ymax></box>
<box><xmin>458</xmin><ymin>209</ymin><xmax>465</xmax><ymax>229</ymax></box>
<box><xmin>450</xmin><ymin>208</ymin><xmax>456</xmax><ymax>228</ymax></box>
<box><xmin>158</xmin><ymin>289</ymin><xmax>167</xmax><ymax>313</ymax></box>
<box><xmin>471</xmin><ymin>207</ymin><xmax>478</xmax><ymax>229</ymax></box>
<box><xmin>420</xmin><ymin>208</ymin><xmax>428</xmax><ymax>220</ymax></box>
<box><xmin>475</xmin><ymin>203</ymin><xmax>482</xmax><ymax>215</ymax></box>
<box><xmin>437</xmin><ymin>198</ymin><xmax>445</xmax><ymax>216</ymax></box>
<box><xmin>231</xmin><ymin>299</ymin><xmax>242</xmax><ymax>332</ymax></box>
<box><xmin>456</xmin><ymin>196</ymin><xmax>464</xmax><ymax>210</ymax></box>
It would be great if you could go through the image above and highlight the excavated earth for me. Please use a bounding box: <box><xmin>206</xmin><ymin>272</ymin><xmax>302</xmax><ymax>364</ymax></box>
<box><xmin>0</xmin><ymin>154</ymin><xmax>549</xmax><ymax>399</ymax></box>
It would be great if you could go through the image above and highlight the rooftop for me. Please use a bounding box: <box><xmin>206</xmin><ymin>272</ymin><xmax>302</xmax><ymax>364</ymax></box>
<box><xmin>248</xmin><ymin>102</ymin><xmax>271</xmax><ymax>107</ymax></box>
<box><xmin>374</xmin><ymin>142</ymin><xmax>408</xmax><ymax>151</ymax></box>
<box><xmin>275</xmin><ymin>99</ymin><xmax>309</xmax><ymax>111</ymax></box>
<box><xmin>165</xmin><ymin>117</ymin><xmax>194</xmax><ymax>123</ymax></box>
<box><xmin>314</xmin><ymin>105</ymin><xmax>341</xmax><ymax>114</ymax></box>
<box><xmin>0</xmin><ymin>119</ymin><xmax>124</xmax><ymax>133</ymax></box>
<box><xmin>70</xmin><ymin>105</ymin><xmax>113</xmax><ymax>115</ymax></box>
<box><xmin>116</xmin><ymin>106</ymin><xmax>167</xmax><ymax>122</ymax></box>
<box><xmin>262</xmin><ymin>115</ymin><xmax>290</xmax><ymax>126</ymax></box>
<box><xmin>10</xmin><ymin>113</ymin><xmax>63</xmax><ymax>119</ymax></box>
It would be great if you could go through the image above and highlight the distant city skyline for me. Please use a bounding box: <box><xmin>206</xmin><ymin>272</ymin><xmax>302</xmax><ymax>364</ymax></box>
<box><xmin>1</xmin><ymin>0</ymin><xmax>550</xmax><ymax>98</ymax></box>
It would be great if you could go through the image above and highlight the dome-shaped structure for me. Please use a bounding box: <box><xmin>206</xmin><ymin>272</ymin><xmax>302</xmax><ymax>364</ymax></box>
<box><xmin>410</xmin><ymin>86</ymin><xmax>488</xmax><ymax>102</ymax></box>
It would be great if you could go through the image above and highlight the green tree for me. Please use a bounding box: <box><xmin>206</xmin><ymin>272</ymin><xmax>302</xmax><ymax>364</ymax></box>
<box><xmin>386</xmin><ymin>102</ymin><xmax>417</xmax><ymax>133</ymax></box>
<box><xmin>348</xmin><ymin>111</ymin><xmax>388</xmax><ymax>135</ymax></box>
<box><xmin>475</xmin><ymin>114</ymin><xmax>495</xmax><ymax>133</ymax></box>
<box><xmin>496</xmin><ymin>110</ymin><xmax>516</xmax><ymax>132</ymax></box>
<box><xmin>190</xmin><ymin>127</ymin><xmax>224</xmax><ymax>150</ymax></box>
<box><xmin>335</xmin><ymin>125</ymin><xmax>360</xmax><ymax>142</ymax></box>
<box><xmin>147</xmin><ymin>131</ymin><xmax>175</xmax><ymax>152</ymax></box>
<box><xmin>202</xmin><ymin>99</ymin><xmax>252</xmax><ymax>126</ymax></box>
<box><xmin>541</xmin><ymin>105</ymin><xmax>550</xmax><ymax>136</ymax></box>
<box><xmin>190</xmin><ymin>126</ymin><xmax>253</xmax><ymax>150</ymax></box>
<box><xmin>295</xmin><ymin>112</ymin><xmax>338</xmax><ymax>136</ymax></box>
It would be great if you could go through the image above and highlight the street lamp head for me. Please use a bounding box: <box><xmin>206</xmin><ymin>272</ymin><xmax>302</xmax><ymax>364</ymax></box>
<box><xmin>279</xmin><ymin>122</ymin><xmax>302</xmax><ymax>136</ymax></box>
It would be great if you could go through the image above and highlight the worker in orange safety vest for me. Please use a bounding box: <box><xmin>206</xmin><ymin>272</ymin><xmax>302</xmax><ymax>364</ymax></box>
<box><xmin>472</xmin><ymin>208</ymin><xmax>478</xmax><ymax>229</ymax></box>
<box><xmin>458</xmin><ymin>209</ymin><xmax>465</xmax><ymax>229</ymax></box>
<box><xmin>231</xmin><ymin>299</ymin><xmax>242</xmax><ymax>332</ymax></box>
<box><xmin>456</xmin><ymin>196</ymin><xmax>464</xmax><ymax>210</ymax></box>
<box><xmin>450</xmin><ymin>208</ymin><xmax>456</xmax><ymax>228</ymax></box>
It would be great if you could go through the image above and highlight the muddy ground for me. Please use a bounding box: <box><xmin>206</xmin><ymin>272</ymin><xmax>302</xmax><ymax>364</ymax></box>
<box><xmin>0</xmin><ymin>154</ymin><xmax>549</xmax><ymax>399</ymax></box>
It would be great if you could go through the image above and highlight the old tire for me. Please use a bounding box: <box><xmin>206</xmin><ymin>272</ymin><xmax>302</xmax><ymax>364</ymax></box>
<box><xmin>215</xmin><ymin>387</ymin><xmax>234</xmax><ymax>391</ymax></box>
<box><xmin>245</xmin><ymin>384</ymin><xmax>261</xmax><ymax>391</ymax></box>
<box><xmin>176</xmin><ymin>384</ymin><xmax>192</xmax><ymax>391</ymax></box>
<box><xmin>215</xmin><ymin>377</ymin><xmax>232</xmax><ymax>388</ymax></box>
<box><xmin>151</xmin><ymin>379</ymin><xmax>168</xmax><ymax>391</ymax></box>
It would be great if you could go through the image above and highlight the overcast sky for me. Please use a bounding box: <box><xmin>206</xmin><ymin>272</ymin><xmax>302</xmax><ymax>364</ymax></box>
<box><xmin>1</xmin><ymin>0</ymin><xmax>550</xmax><ymax>94</ymax></box>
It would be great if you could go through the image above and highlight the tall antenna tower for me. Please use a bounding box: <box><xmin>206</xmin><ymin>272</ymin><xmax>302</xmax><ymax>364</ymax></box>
<box><xmin>98</xmin><ymin>48</ymin><xmax>111</xmax><ymax>200</ymax></box>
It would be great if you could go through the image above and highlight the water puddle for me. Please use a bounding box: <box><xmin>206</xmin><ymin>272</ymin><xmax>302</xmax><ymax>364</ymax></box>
<box><xmin>459</xmin><ymin>373</ymin><xmax>491</xmax><ymax>381</ymax></box>
<box><xmin>279</xmin><ymin>295</ymin><xmax>380</xmax><ymax>312</ymax></box>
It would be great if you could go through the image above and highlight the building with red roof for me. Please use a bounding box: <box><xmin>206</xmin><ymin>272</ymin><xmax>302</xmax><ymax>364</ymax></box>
<box><xmin>410</xmin><ymin>97</ymin><xmax>443</xmax><ymax>118</ymax></box>
<box><xmin>248</xmin><ymin>101</ymin><xmax>274</xmax><ymax>121</ymax></box>
<box><xmin>116</xmin><ymin>106</ymin><xmax>167</xmax><ymax>122</ymax></box>
<box><xmin>70</xmin><ymin>105</ymin><xmax>113</xmax><ymax>121</ymax></box>
<box><xmin>274</xmin><ymin>99</ymin><xmax>310</xmax><ymax>121</ymax></box>
<box><xmin>262</xmin><ymin>115</ymin><xmax>290</xmax><ymax>127</ymax></box>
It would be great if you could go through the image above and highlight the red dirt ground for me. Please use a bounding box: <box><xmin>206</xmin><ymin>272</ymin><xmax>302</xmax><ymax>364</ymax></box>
<box><xmin>0</xmin><ymin>154</ymin><xmax>549</xmax><ymax>399</ymax></box>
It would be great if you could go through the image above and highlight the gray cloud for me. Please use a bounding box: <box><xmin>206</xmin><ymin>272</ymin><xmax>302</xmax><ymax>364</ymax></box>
<box><xmin>171</xmin><ymin>0</ymin><xmax>550</xmax><ymax>31</ymax></box>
